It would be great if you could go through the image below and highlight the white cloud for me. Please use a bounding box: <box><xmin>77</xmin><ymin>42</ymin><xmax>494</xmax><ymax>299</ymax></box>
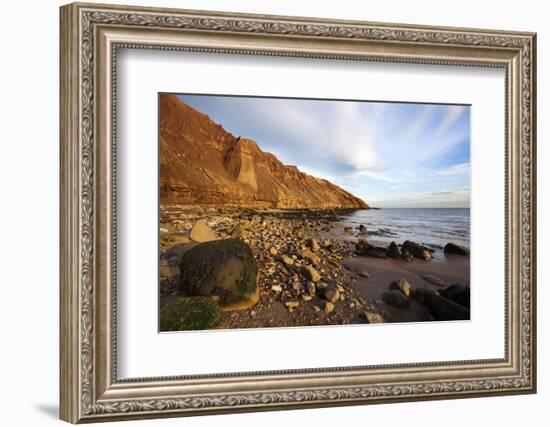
<box><xmin>435</xmin><ymin>162</ymin><xmax>470</xmax><ymax>176</ymax></box>
<box><xmin>242</xmin><ymin>99</ymin><xmax>387</xmax><ymax>173</ymax></box>
<box><xmin>433</xmin><ymin>105</ymin><xmax>465</xmax><ymax>138</ymax></box>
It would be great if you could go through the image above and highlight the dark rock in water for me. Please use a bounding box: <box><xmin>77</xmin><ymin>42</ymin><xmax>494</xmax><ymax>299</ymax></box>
<box><xmin>444</xmin><ymin>242</ymin><xmax>470</xmax><ymax>256</ymax></box>
<box><xmin>439</xmin><ymin>284</ymin><xmax>470</xmax><ymax>308</ymax></box>
<box><xmin>355</xmin><ymin>239</ymin><xmax>369</xmax><ymax>255</ymax></box>
<box><xmin>160</xmin><ymin>296</ymin><xmax>228</xmax><ymax>331</ymax></box>
<box><xmin>358</xmin><ymin>224</ymin><xmax>367</xmax><ymax>234</ymax></box>
<box><xmin>389</xmin><ymin>278</ymin><xmax>413</xmax><ymax>297</ymax></box>
<box><xmin>421</xmin><ymin>291</ymin><xmax>470</xmax><ymax>321</ymax></box>
<box><xmin>388</xmin><ymin>241</ymin><xmax>402</xmax><ymax>259</ymax></box>
<box><xmin>401</xmin><ymin>249</ymin><xmax>414</xmax><ymax>263</ymax></box>
<box><xmin>414</xmin><ymin>287</ymin><xmax>439</xmax><ymax>303</ymax></box>
<box><xmin>178</xmin><ymin>238</ymin><xmax>259</xmax><ymax>310</ymax></box>
<box><xmin>382</xmin><ymin>290</ymin><xmax>410</xmax><ymax>308</ymax></box>
<box><xmin>403</xmin><ymin>240</ymin><xmax>432</xmax><ymax>261</ymax></box>
<box><xmin>365</xmin><ymin>246</ymin><xmax>389</xmax><ymax>258</ymax></box>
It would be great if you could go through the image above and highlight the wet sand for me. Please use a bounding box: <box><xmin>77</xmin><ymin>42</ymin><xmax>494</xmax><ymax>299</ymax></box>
<box><xmin>341</xmin><ymin>254</ymin><xmax>469</xmax><ymax>323</ymax></box>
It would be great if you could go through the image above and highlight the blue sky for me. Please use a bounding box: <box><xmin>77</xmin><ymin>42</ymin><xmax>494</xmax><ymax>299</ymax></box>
<box><xmin>176</xmin><ymin>94</ymin><xmax>470</xmax><ymax>208</ymax></box>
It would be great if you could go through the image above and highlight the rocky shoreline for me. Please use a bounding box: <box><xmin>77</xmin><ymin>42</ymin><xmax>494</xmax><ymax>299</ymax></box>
<box><xmin>159</xmin><ymin>206</ymin><xmax>470</xmax><ymax>331</ymax></box>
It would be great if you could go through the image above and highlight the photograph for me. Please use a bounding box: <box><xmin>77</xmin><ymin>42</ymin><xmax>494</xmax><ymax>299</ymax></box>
<box><xmin>158</xmin><ymin>93</ymin><xmax>471</xmax><ymax>332</ymax></box>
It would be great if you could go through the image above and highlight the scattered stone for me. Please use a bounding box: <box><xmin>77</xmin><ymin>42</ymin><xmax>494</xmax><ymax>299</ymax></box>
<box><xmin>337</xmin><ymin>284</ymin><xmax>345</xmax><ymax>293</ymax></box>
<box><xmin>322</xmin><ymin>239</ymin><xmax>332</xmax><ymax>248</ymax></box>
<box><xmin>382</xmin><ymin>290</ymin><xmax>410</xmax><ymax>308</ymax></box>
<box><xmin>344</xmin><ymin>226</ymin><xmax>354</xmax><ymax>234</ymax></box>
<box><xmin>306</xmin><ymin>281</ymin><xmax>316</xmax><ymax>296</ymax></box>
<box><xmin>231</xmin><ymin>224</ymin><xmax>251</xmax><ymax>239</ymax></box>
<box><xmin>444</xmin><ymin>242</ymin><xmax>470</xmax><ymax>256</ymax></box>
<box><xmin>388</xmin><ymin>241</ymin><xmax>402</xmax><ymax>259</ymax></box>
<box><xmin>189</xmin><ymin>219</ymin><xmax>218</xmax><ymax>242</ymax></box>
<box><xmin>280</xmin><ymin>255</ymin><xmax>294</xmax><ymax>266</ymax></box>
<box><xmin>301</xmin><ymin>265</ymin><xmax>321</xmax><ymax>282</ymax></box>
<box><xmin>401</xmin><ymin>249</ymin><xmax>414</xmax><ymax>263</ymax></box>
<box><xmin>160</xmin><ymin>232</ymin><xmax>190</xmax><ymax>246</ymax></box>
<box><xmin>359</xmin><ymin>270</ymin><xmax>371</xmax><ymax>278</ymax></box>
<box><xmin>421</xmin><ymin>274</ymin><xmax>446</xmax><ymax>287</ymax></box>
<box><xmin>361</xmin><ymin>311</ymin><xmax>385</xmax><ymax>324</ymax></box>
<box><xmin>300</xmin><ymin>248</ymin><xmax>321</xmax><ymax>265</ymax></box>
<box><xmin>285</xmin><ymin>301</ymin><xmax>300</xmax><ymax>309</ymax></box>
<box><xmin>302</xmin><ymin>295</ymin><xmax>313</xmax><ymax>302</ymax></box>
<box><xmin>178</xmin><ymin>238</ymin><xmax>259</xmax><ymax>310</ymax></box>
<box><xmin>324</xmin><ymin>287</ymin><xmax>341</xmax><ymax>304</ymax></box>
<box><xmin>271</xmin><ymin>285</ymin><xmax>283</xmax><ymax>293</ymax></box>
<box><xmin>306</xmin><ymin>238</ymin><xmax>321</xmax><ymax>253</ymax></box>
<box><xmin>389</xmin><ymin>278</ymin><xmax>414</xmax><ymax>297</ymax></box>
<box><xmin>321</xmin><ymin>301</ymin><xmax>335</xmax><ymax>314</ymax></box>
<box><xmin>439</xmin><ymin>283</ymin><xmax>470</xmax><ymax>308</ymax></box>
<box><xmin>312</xmin><ymin>305</ymin><xmax>321</xmax><ymax>313</ymax></box>
<box><xmin>269</xmin><ymin>247</ymin><xmax>278</xmax><ymax>256</ymax></box>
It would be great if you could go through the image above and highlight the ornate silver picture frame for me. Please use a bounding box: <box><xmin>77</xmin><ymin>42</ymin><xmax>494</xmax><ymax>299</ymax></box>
<box><xmin>60</xmin><ymin>2</ymin><xmax>536</xmax><ymax>423</ymax></box>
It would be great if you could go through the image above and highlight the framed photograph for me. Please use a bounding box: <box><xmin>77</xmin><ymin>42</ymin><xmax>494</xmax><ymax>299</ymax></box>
<box><xmin>60</xmin><ymin>2</ymin><xmax>537</xmax><ymax>423</ymax></box>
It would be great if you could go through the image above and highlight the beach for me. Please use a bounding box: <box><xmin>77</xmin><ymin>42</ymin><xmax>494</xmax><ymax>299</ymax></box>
<box><xmin>159</xmin><ymin>206</ymin><xmax>470</xmax><ymax>330</ymax></box>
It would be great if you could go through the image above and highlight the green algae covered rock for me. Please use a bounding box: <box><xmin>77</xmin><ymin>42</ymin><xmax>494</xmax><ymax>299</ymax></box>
<box><xmin>160</xmin><ymin>296</ymin><xmax>228</xmax><ymax>331</ymax></box>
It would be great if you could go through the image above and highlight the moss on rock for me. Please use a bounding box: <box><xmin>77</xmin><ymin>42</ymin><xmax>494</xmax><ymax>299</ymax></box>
<box><xmin>160</xmin><ymin>296</ymin><xmax>228</xmax><ymax>331</ymax></box>
<box><xmin>178</xmin><ymin>238</ymin><xmax>259</xmax><ymax>310</ymax></box>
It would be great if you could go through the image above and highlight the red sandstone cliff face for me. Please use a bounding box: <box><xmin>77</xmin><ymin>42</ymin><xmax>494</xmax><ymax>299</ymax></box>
<box><xmin>159</xmin><ymin>94</ymin><xmax>369</xmax><ymax>209</ymax></box>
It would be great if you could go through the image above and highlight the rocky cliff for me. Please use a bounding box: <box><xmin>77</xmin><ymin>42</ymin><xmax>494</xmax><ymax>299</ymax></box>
<box><xmin>159</xmin><ymin>94</ymin><xmax>368</xmax><ymax>209</ymax></box>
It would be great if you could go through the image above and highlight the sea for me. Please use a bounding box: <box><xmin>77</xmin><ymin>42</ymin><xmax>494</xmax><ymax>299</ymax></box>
<box><xmin>339</xmin><ymin>208</ymin><xmax>470</xmax><ymax>249</ymax></box>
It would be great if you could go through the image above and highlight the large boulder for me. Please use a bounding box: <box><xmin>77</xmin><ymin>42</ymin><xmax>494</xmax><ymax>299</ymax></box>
<box><xmin>439</xmin><ymin>283</ymin><xmax>470</xmax><ymax>308</ymax></box>
<box><xmin>403</xmin><ymin>241</ymin><xmax>432</xmax><ymax>261</ymax></box>
<box><xmin>382</xmin><ymin>290</ymin><xmax>410</xmax><ymax>308</ymax></box>
<box><xmin>159</xmin><ymin>296</ymin><xmax>228</xmax><ymax>331</ymax></box>
<box><xmin>421</xmin><ymin>291</ymin><xmax>470</xmax><ymax>321</ymax></box>
<box><xmin>178</xmin><ymin>238</ymin><xmax>259</xmax><ymax>310</ymax></box>
<box><xmin>189</xmin><ymin>219</ymin><xmax>218</xmax><ymax>242</ymax></box>
<box><xmin>444</xmin><ymin>242</ymin><xmax>470</xmax><ymax>256</ymax></box>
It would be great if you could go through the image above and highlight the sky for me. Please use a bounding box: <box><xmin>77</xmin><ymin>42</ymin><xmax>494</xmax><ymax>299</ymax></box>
<box><xmin>176</xmin><ymin>94</ymin><xmax>470</xmax><ymax>208</ymax></box>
